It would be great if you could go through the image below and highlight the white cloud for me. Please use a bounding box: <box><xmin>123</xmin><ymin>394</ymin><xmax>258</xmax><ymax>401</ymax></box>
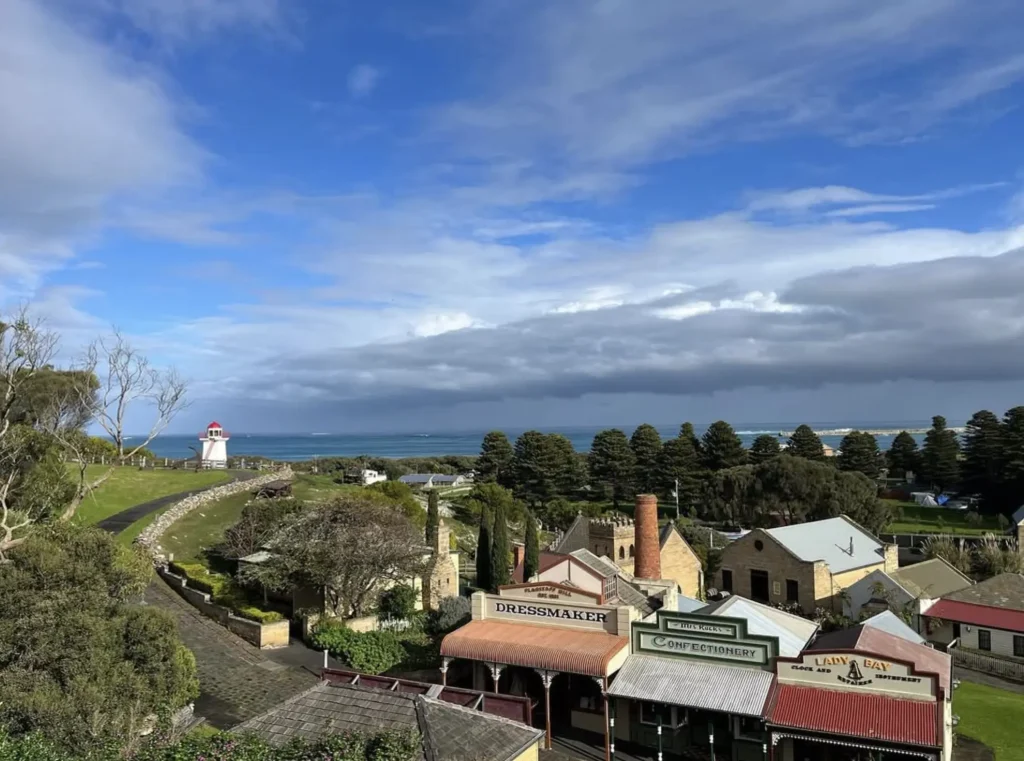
<box><xmin>79</xmin><ymin>0</ymin><xmax>285</xmax><ymax>42</ymax></box>
<box><xmin>411</xmin><ymin>312</ymin><xmax>482</xmax><ymax>337</ymax></box>
<box><xmin>348</xmin><ymin>65</ymin><xmax>381</xmax><ymax>98</ymax></box>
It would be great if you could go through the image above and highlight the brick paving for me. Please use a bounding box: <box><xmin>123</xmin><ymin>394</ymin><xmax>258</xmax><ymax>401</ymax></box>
<box><xmin>145</xmin><ymin>575</ymin><xmax>319</xmax><ymax>728</ymax></box>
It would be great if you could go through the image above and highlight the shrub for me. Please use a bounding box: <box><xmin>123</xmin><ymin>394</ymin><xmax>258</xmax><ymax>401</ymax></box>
<box><xmin>378</xmin><ymin>585</ymin><xmax>418</xmax><ymax>622</ymax></box>
<box><xmin>965</xmin><ymin>511</ymin><xmax>983</xmax><ymax>527</ymax></box>
<box><xmin>311</xmin><ymin>620</ymin><xmax>406</xmax><ymax>675</ymax></box>
<box><xmin>426</xmin><ymin>596</ymin><xmax>471</xmax><ymax>635</ymax></box>
<box><xmin>234</xmin><ymin>606</ymin><xmax>285</xmax><ymax>624</ymax></box>
<box><xmin>169</xmin><ymin>562</ymin><xmax>283</xmax><ymax>624</ymax></box>
<box><xmin>999</xmin><ymin>514</ymin><xmax>1011</xmax><ymax>531</ymax></box>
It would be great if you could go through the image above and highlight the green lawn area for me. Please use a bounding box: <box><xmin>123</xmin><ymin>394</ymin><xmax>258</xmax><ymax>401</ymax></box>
<box><xmin>955</xmin><ymin>681</ymin><xmax>1024</xmax><ymax>761</ymax></box>
<box><xmin>290</xmin><ymin>473</ymin><xmax>364</xmax><ymax>502</ymax></box>
<box><xmin>74</xmin><ymin>465</ymin><xmax>232</xmax><ymax>526</ymax></box>
<box><xmin>159</xmin><ymin>491</ymin><xmax>253</xmax><ymax>563</ymax></box>
<box><xmin>884</xmin><ymin>500</ymin><xmax>1003</xmax><ymax>536</ymax></box>
<box><xmin>116</xmin><ymin>507</ymin><xmax>170</xmax><ymax>547</ymax></box>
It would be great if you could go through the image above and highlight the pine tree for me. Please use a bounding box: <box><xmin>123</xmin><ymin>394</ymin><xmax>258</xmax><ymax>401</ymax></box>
<box><xmin>425</xmin><ymin>490</ymin><xmax>440</xmax><ymax>546</ymax></box>
<box><xmin>523</xmin><ymin>511</ymin><xmax>540</xmax><ymax>582</ymax></box>
<box><xmin>680</xmin><ymin>422</ymin><xmax>703</xmax><ymax>457</ymax></box>
<box><xmin>961</xmin><ymin>410</ymin><xmax>1003</xmax><ymax>505</ymax></box>
<box><xmin>787</xmin><ymin>424</ymin><xmax>825</xmax><ymax>461</ymax></box>
<box><xmin>589</xmin><ymin>429</ymin><xmax>636</xmax><ymax>508</ymax></box>
<box><xmin>999</xmin><ymin>407</ymin><xmax>1024</xmax><ymax>511</ymax></box>
<box><xmin>660</xmin><ymin>436</ymin><xmax>703</xmax><ymax>514</ymax></box>
<box><xmin>921</xmin><ymin>415</ymin><xmax>960</xmax><ymax>493</ymax></box>
<box><xmin>701</xmin><ymin>421</ymin><xmax>747</xmax><ymax>470</ymax></box>
<box><xmin>837</xmin><ymin>431</ymin><xmax>881</xmax><ymax>479</ymax></box>
<box><xmin>489</xmin><ymin>495</ymin><xmax>512</xmax><ymax>591</ymax></box>
<box><xmin>630</xmin><ymin>423</ymin><xmax>663</xmax><ymax>494</ymax></box>
<box><xmin>749</xmin><ymin>434</ymin><xmax>782</xmax><ymax>464</ymax></box>
<box><xmin>887</xmin><ymin>431</ymin><xmax>920</xmax><ymax>481</ymax></box>
<box><xmin>478</xmin><ymin>431</ymin><xmax>514</xmax><ymax>487</ymax></box>
<box><xmin>475</xmin><ymin>504</ymin><xmax>493</xmax><ymax>591</ymax></box>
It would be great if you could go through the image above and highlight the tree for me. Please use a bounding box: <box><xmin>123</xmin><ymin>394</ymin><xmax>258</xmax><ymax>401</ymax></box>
<box><xmin>629</xmin><ymin>424</ymin><xmax>663</xmax><ymax>494</ymax></box>
<box><xmin>425</xmin><ymin>490</ymin><xmax>440</xmax><ymax>546</ymax></box>
<box><xmin>511</xmin><ymin>431</ymin><xmax>578</xmax><ymax>506</ymax></box>
<box><xmin>659</xmin><ymin>436</ymin><xmax>703</xmax><ymax>515</ymax></box>
<box><xmin>378</xmin><ymin>584</ymin><xmax>418</xmax><ymax>621</ymax></box>
<box><xmin>240</xmin><ymin>495</ymin><xmax>426</xmax><ymax>619</ymax></box>
<box><xmin>749</xmin><ymin>434</ymin><xmax>782</xmax><ymax>464</ymax></box>
<box><xmin>588</xmin><ymin>429</ymin><xmax>635</xmax><ymax>508</ymax></box>
<box><xmin>0</xmin><ymin>525</ymin><xmax>198</xmax><ymax>752</ymax></box>
<box><xmin>680</xmin><ymin>422</ymin><xmax>702</xmax><ymax>457</ymax></box>
<box><xmin>489</xmin><ymin>491</ymin><xmax>512</xmax><ymax>591</ymax></box>
<box><xmin>523</xmin><ymin>511</ymin><xmax>540</xmax><ymax>582</ymax></box>
<box><xmin>921</xmin><ymin>415</ymin><xmax>960</xmax><ymax>492</ymax></box>
<box><xmin>787</xmin><ymin>424</ymin><xmax>825</xmax><ymax>461</ymax></box>
<box><xmin>887</xmin><ymin>431</ymin><xmax>920</xmax><ymax>481</ymax></box>
<box><xmin>219</xmin><ymin>498</ymin><xmax>304</xmax><ymax>561</ymax></box>
<box><xmin>701</xmin><ymin>421</ymin><xmax>747</xmax><ymax>470</ymax></box>
<box><xmin>475</xmin><ymin>503</ymin><xmax>493</xmax><ymax>591</ymax></box>
<box><xmin>998</xmin><ymin>406</ymin><xmax>1024</xmax><ymax>513</ymax></box>
<box><xmin>961</xmin><ymin>410</ymin><xmax>1003</xmax><ymax>505</ymax></box>
<box><xmin>477</xmin><ymin>431</ymin><xmax>514</xmax><ymax>487</ymax></box>
<box><xmin>837</xmin><ymin>431</ymin><xmax>881</xmax><ymax>479</ymax></box>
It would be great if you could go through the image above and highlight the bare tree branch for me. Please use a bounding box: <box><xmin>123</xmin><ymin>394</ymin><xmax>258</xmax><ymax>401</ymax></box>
<box><xmin>0</xmin><ymin>307</ymin><xmax>58</xmax><ymax>443</ymax></box>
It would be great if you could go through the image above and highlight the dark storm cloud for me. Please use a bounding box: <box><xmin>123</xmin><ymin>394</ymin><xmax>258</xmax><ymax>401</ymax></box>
<box><xmin>248</xmin><ymin>247</ymin><xmax>1024</xmax><ymax>411</ymax></box>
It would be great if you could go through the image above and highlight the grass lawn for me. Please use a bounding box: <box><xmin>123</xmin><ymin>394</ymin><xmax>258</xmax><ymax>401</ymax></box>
<box><xmin>290</xmin><ymin>473</ymin><xmax>363</xmax><ymax>502</ymax></box>
<box><xmin>116</xmin><ymin>507</ymin><xmax>170</xmax><ymax>547</ymax></box>
<box><xmin>159</xmin><ymin>491</ymin><xmax>253</xmax><ymax>563</ymax></box>
<box><xmin>955</xmin><ymin>681</ymin><xmax>1024</xmax><ymax>761</ymax></box>
<box><xmin>74</xmin><ymin>465</ymin><xmax>232</xmax><ymax>526</ymax></box>
<box><xmin>884</xmin><ymin>500</ymin><xmax>1003</xmax><ymax>536</ymax></box>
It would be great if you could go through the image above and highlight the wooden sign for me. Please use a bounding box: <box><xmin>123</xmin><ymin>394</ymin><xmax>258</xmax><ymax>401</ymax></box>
<box><xmin>776</xmin><ymin>651</ymin><xmax>938</xmax><ymax>700</ymax></box>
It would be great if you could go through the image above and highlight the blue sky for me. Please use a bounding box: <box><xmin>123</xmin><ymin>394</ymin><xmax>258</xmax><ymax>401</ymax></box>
<box><xmin>4</xmin><ymin>0</ymin><xmax>1024</xmax><ymax>434</ymax></box>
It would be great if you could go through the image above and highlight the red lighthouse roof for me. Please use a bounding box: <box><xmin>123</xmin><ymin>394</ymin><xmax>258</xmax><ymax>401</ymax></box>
<box><xmin>207</xmin><ymin>421</ymin><xmax>222</xmax><ymax>429</ymax></box>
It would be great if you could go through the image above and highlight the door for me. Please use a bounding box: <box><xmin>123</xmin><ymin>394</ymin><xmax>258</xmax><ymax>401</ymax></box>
<box><xmin>750</xmin><ymin>570</ymin><xmax>770</xmax><ymax>603</ymax></box>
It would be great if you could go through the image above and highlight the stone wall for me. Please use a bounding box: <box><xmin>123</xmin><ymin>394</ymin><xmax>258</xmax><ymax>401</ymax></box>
<box><xmin>659</xmin><ymin>528</ymin><xmax>703</xmax><ymax>599</ymax></box>
<box><xmin>716</xmin><ymin>529</ymin><xmax>827</xmax><ymax>613</ymax></box>
<box><xmin>137</xmin><ymin>468</ymin><xmax>293</xmax><ymax>563</ymax></box>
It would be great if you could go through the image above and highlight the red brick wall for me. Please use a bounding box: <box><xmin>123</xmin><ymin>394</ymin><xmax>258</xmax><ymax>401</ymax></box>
<box><xmin>634</xmin><ymin>494</ymin><xmax>661</xmax><ymax>580</ymax></box>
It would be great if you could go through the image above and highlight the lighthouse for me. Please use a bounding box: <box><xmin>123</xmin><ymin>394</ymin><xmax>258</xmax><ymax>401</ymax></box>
<box><xmin>199</xmin><ymin>421</ymin><xmax>230</xmax><ymax>469</ymax></box>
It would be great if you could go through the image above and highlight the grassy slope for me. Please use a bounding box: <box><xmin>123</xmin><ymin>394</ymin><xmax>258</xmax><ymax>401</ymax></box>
<box><xmin>74</xmin><ymin>465</ymin><xmax>231</xmax><ymax>526</ymax></box>
<box><xmin>955</xmin><ymin>681</ymin><xmax>1024</xmax><ymax>761</ymax></box>
<box><xmin>884</xmin><ymin>500</ymin><xmax>1003</xmax><ymax>535</ymax></box>
<box><xmin>158</xmin><ymin>491</ymin><xmax>253</xmax><ymax>563</ymax></box>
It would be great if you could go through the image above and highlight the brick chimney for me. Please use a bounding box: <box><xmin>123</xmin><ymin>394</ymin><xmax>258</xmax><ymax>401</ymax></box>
<box><xmin>634</xmin><ymin>494</ymin><xmax>661</xmax><ymax>580</ymax></box>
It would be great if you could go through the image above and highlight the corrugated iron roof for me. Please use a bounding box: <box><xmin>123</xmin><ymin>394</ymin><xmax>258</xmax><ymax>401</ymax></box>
<box><xmin>440</xmin><ymin>619</ymin><xmax>628</xmax><ymax>677</ymax></box>
<box><xmin>861</xmin><ymin>611</ymin><xmax>926</xmax><ymax>644</ymax></box>
<box><xmin>890</xmin><ymin>558</ymin><xmax>973</xmax><ymax>599</ymax></box>
<box><xmin>607</xmin><ymin>654</ymin><xmax>774</xmax><ymax>717</ymax></box>
<box><xmin>570</xmin><ymin>549</ymin><xmax>619</xmax><ymax>578</ymax></box>
<box><xmin>768</xmin><ymin>684</ymin><xmax>939</xmax><ymax>747</ymax></box>
<box><xmin>765</xmin><ymin>516</ymin><xmax>886</xmax><ymax>573</ymax></box>
<box><xmin>702</xmin><ymin>596</ymin><xmax>818</xmax><ymax>657</ymax></box>
<box><xmin>926</xmin><ymin>598</ymin><xmax>1024</xmax><ymax>634</ymax></box>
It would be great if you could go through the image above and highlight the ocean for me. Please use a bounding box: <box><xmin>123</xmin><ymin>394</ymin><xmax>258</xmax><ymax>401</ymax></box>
<box><xmin>140</xmin><ymin>422</ymin><xmax>940</xmax><ymax>462</ymax></box>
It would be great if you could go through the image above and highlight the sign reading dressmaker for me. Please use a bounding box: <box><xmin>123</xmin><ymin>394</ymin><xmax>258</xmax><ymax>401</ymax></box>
<box><xmin>485</xmin><ymin>593</ymin><xmax>620</xmax><ymax>633</ymax></box>
<box><xmin>776</xmin><ymin>651</ymin><xmax>938</xmax><ymax>700</ymax></box>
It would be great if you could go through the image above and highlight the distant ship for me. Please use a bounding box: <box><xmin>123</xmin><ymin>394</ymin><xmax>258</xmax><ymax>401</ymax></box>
<box><xmin>310</xmin><ymin>433</ymin><xmax>330</xmax><ymax>437</ymax></box>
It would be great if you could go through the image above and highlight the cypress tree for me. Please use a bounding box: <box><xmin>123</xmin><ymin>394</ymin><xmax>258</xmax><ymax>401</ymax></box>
<box><xmin>490</xmin><ymin>497</ymin><xmax>511</xmax><ymax>591</ymax></box>
<box><xmin>887</xmin><ymin>431</ymin><xmax>920</xmax><ymax>480</ymax></box>
<box><xmin>701</xmin><ymin>421</ymin><xmax>747</xmax><ymax>470</ymax></box>
<box><xmin>837</xmin><ymin>431</ymin><xmax>881</xmax><ymax>479</ymax></box>
<box><xmin>589</xmin><ymin>429</ymin><xmax>636</xmax><ymax>508</ymax></box>
<box><xmin>660</xmin><ymin>436</ymin><xmax>703</xmax><ymax>514</ymax></box>
<box><xmin>787</xmin><ymin>424</ymin><xmax>825</xmax><ymax>461</ymax></box>
<box><xmin>999</xmin><ymin>407</ymin><xmax>1024</xmax><ymax>511</ymax></box>
<box><xmin>630</xmin><ymin>423</ymin><xmax>663</xmax><ymax>494</ymax></box>
<box><xmin>749</xmin><ymin>434</ymin><xmax>782</xmax><ymax>464</ymax></box>
<box><xmin>961</xmin><ymin>410</ymin><xmax>1002</xmax><ymax>506</ymax></box>
<box><xmin>475</xmin><ymin>504</ymin><xmax>493</xmax><ymax>592</ymax></box>
<box><xmin>478</xmin><ymin>431</ymin><xmax>514</xmax><ymax>487</ymax></box>
<box><xmin>523</xmin><ymin>511</ymin><xmax>540</xmax><ymax>582</ymax></box>
<box><xmin>680</xmin><ymin>421</ymin><xmax>702</xmax><ymax>456</ymax></box>
<box><xmin>921</xmin><ymin>415</ymin><xmax>960</xmax><ymax>493</ymax></box>
<box><xmin>425</xmin><ymin>490</ymin><xmax>440</xmax><ymax>546</ymax></box>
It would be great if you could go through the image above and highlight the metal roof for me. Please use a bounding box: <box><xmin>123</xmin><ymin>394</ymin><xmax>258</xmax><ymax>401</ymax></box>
<box><xmin>768</xmin><ymin>684</ymin><xmax>939</xmax><ymax>747</ymax></box>
<box><xmin>569</xmin><ymin>549</ymin><xmax>619</xmax><ymax>579</ymax></box>
<box><xmin>860</xmin><ymin>611</ymin><xmax>926</xmax><ymax>644</ymax></box>
<box><xmin>926</xmin><ymin>599</ymin><xmax>1024</xmax><ymax>635</ymax></box>
<box><xmin>889</xmin><ymin>558</ymin><xmax>973</xmax><ymax>599</ymax></box>
<box><xmin>703</xmin><ymin>596</ymin><xmax>818</xmax><ymax>657</ymax></box>
<box><xmin>765</xmin><ymin>516</ymin><xmax>886</xmax><ymax>573</ymax></box>
<box><xmin>608</xmin><ymin>654</ymin><xmax>774</xmax><ymax>717</ymax></box>
<box><xmin>677</xmin><ymin>595</ymin><xmax>705</xmax><ymax>613</ymax></box>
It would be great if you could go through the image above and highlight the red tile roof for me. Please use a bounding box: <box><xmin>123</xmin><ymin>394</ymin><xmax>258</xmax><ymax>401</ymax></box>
<box><xmin>440</xmin><ymin>619</ymin><xmax>628</xmax><ymax>677</ymax></box>
<box><xmin>926</xmin><ymin>599</ymin><xmax>1024</xmax><ymax>634</ymax></box>
<box><xmin>768</xmin><ymin>684</ymin><xmax>939</xmax><ymax>747</ymax></box>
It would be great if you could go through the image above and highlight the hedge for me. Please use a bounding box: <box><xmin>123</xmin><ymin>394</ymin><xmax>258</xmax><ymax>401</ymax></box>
<box><xmin>310</xmin><ymin>621</ymin><xmax>406</xmax><ymax>675</ymax></box>
<box><xmin>168</xmin><ymin>562</ymin><xmax>284</xmax><ymax>624</ymax></box>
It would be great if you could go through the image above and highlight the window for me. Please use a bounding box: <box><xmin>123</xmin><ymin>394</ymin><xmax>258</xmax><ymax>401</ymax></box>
<box><xmin>786</xmin><ymin>579</ymin><xmax>799</xmax><ymax>603</ymax></box>
<box><xmin>629</xmin><ymin>544</ymin><xmax>635</xmax><ymax>558</ymax></box>
<box><xmin>750</xmin><ymin>569</ymin><xmax>770</xmax><ymax>603</ymax></box>
<box><xmin>619</xmin><ymin>546</ymin><xmax>625</xmax><ymax>560</ymax></box>
<box><xmin>978</xmin><ymin>629</ymin><xmax>992</xmax><ymax>651</ymax></box>
<box><xmin>640</xmin><ymin>703</ymin><xmax>684</xmax><ymax>728</ymax></box>
<box><xmin>754</xmin><ymin>539</ymin><xmax>764</xmax><ymax>551</ymax></box>
<box><xmin>1014</xmin><ymin>636</ymin><xmax>1024</xmax><ymax>658</ymax></box>
<box><xmin>721</xmin><ymin>569</ymin><xmax>733</xmax><ymax>593</ymax></box>
<box><xmin>735</xmin><ymin>716</ymin><xmax>764</xmax><ymax>741</ymax></box>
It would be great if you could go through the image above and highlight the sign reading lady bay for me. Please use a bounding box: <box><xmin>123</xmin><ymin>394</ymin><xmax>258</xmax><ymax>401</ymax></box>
<box><xmin>632</xmin><ymin>611</ymin><xmax>779</xmax><ymax>668</ymax></box>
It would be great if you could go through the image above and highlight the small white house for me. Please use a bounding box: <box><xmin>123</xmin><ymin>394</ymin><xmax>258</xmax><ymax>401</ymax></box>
<box><xmin>398</xmin><ymin>473</ymin><xmax>466</xmax><ymax>489</ymax></box>
<box><xmin>199</xmin><ymin>421</ymin><xmax>229</xmax><ymax>469</ymax></box>
<box><xmin>360</xmin><ymin>469</ymin><xmax>387</xmax><ymax>486</ymax></box>
<box><xmin>926</xmin><ymin>573</ymin><xmax>1024</xmax><ymax>657</ymax></box>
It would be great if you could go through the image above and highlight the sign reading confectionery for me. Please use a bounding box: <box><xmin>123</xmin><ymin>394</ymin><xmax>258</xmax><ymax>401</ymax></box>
<box><xmin>484</xmin><ymin>592</ymin><xmax>620</xmax><ymax>633</ymax></box>
<box><xmin>776</xmin><ymin>651</ymin><xmax>938</xmax><ymax>700</ymax></box>
<box><xmin>632</xmin><ymin>611</ymin><xmax>778</xmax><ymax>667</ymax></box>
<box><xmin>498</xmin><ymin>582</ymin><xmax>602</xmax><ymax>604</ymax></box>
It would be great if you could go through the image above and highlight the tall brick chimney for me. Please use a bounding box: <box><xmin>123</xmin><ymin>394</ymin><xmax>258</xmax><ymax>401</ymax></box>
<box><xmin>634</xmin><ymin>494</ymin><xmax>661</xmax><ymax>580</ymax></box>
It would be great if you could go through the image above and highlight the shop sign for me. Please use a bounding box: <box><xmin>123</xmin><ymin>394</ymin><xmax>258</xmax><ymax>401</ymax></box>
<box><xmin>636</xmin><ymin>630</ymin><xmax>770</xmax><ymax>665</ymax></box>
<box><xmin>498</xmin><ymin>582</ymin><xmax>601</xmax><ymax>603</ymax></box>
<box><xmin>777</xmin><ymin>652</ymin><xmax>937</xmax><ymax>699</ymax></box>
<box><xmin>665</xmin><ymin>619</ymin><xmax>737</xmax><ymax>637</ymax></box>
<box><xmin>485</xmin><ymin>594</ymin><xmax>618</xmax><ymax>633</ymax></box>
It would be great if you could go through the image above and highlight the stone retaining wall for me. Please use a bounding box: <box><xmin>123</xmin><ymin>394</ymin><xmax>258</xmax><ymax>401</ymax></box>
<box><xmin>137</xmin><ymin>467</ymin><xmax>293</xmax><ymax>563</ymax></box>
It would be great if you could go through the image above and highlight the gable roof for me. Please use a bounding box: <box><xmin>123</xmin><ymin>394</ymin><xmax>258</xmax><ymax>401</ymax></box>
<box><xmin>765</xmin><ymin>516</ymin><xmax>886</xmax><ymax>574</ymax></box>
<box><xmin>943</xmin><ymin>572</ymin><xmax>1024</xmax><ymax>611</ymax></box>
<box><xmin>569</xmin><ymin>548</ymin><xmax>619</xmax><ymax>579</ymax></box>
<box><xmin>1013</xmin><ymin>505</ymin><xmax>1024</xmax><ymax>526</ymax></box>
<box><xmin>549</xmin><ymin>513</ymin><xmax>590</xmax><ymax>554</ymax></box>
<box><xmin>889</xmin><ymin>558</ymin><xmax>973</xmax><ymax>599</ymax></box>
<box><xmin>234</xmin><ymin>681</ymin><xmax>542</xmax><ymax>761</ymax></box>
<box><xmin>511</xmin><ymin>551</ymin><xmax>600</xmax><ymax>584</ymax></box>
<box><xmin>701</xmin><ymin>595</ymin><xmax>818</xmax><ymax>657</ymax></box>
<box><xmin>861</xmin><ymin>610</ymin><xmax>927</xmax><ymax>644</ymax></box>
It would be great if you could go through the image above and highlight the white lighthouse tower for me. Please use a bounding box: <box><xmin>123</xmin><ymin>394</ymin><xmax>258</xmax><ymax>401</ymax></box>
<box><xmin>199</xmin><ymin>421</ymin><xmax>230</xmax><ymax>469</ymax></box>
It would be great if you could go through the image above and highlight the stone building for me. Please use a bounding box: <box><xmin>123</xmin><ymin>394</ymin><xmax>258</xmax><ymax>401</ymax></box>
<box><xmin>423</xmin><ymin>519</ymin><xmax>460</xmax><ymax>611</ymax></box>
<box><xmin>714</xmin><ymin>516</ymin><xmax>898</xmax><ymax>614</ymax></box>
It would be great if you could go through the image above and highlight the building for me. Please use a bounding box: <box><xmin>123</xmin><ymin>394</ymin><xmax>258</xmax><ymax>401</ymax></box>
<box><xmin>550</xmin><ymin>496</ymin><xmax>703</xmax><ymax>598</ymax></box>
<box><xmin>924</xmin><ymin>573</ymin><xmax>1024</xmax><ymax>657</ymax></box>
<box><xmin>399</xmin><ymin>473</ymin><xmax>467</xmax><ymax>489</ymax></box>
<box><xmin>860</xmin><ymin>610</ymin><xmax>928</xmax><ymax>644</ymax></box>
<box><xmin>769</xmin><ymin>623</ymin><xmax>953</xmax><ymax>761</ymax></box>
<box><xmin>607</xmin><ymin>599</ymin><xmax>817</xmax><ymax>761</ymax></box>
<box><xmin>199</xmin><ymin>421</ymin><xmax>229</xmax><ymax>468</ymax></box>
<box><xmin>715</xmin><ymin>516</ymin><xmax>898</xmax><ymax>614</ymax></box>
<box><xmin>360</xmin><ymin>468</ymin><xmax>387</xmax><ymax>485</ymax></box>
<box><xmin>234</xmin><ymin>669</ymin><xmax>543</xmax><ymax>761</ymax></box>
<box><xmin>842</xmin><ymin>558</ymin><xmax>973</xmax><ymax>629</ymax></box>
